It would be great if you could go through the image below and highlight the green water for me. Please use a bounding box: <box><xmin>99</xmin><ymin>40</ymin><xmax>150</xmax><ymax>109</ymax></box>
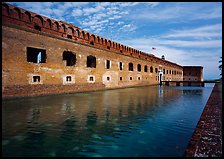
<box><xmin>2</xmin><ymin>84</ymin><xmax>214</xmax><ymax>157</ymax></box>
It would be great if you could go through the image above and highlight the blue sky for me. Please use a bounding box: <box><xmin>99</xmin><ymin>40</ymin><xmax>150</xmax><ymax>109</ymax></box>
<box><xmin>8</xmin><ymin>2</ymin><xmax>222</xmax><ymax>80</ymax></box>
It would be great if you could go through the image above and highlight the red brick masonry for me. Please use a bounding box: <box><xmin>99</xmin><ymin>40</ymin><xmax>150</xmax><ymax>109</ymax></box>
<box><xmin>184</xmin><ymin>83</ymin><xmax>222</xmax><ymax>157</ymax></box>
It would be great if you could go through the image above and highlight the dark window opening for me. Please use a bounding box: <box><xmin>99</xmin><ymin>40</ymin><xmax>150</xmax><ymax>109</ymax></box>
<box><xmin>170</xmin><ymin>70</ymin><xmax>172</xmax><ymax>74</ymax></box>
<box><xmin>129</xmin><ymin>63</ymin><xmax>133</xmax><ymax>71</ymax></box>
<box><xmin>27</xmin><ymin>47</ymin><xmax>46</xmax><ymax>63</ymax></box>
<box><xmin>106</xmin><ymin>60</ymin><xmax>110</xmax><ymax>69</ymax></box>
<box><xmin>67</xmin><ymin>35</ymin><xmax>72</xmax><ymax>39</ymax></box>
<box><xmin>66</xmin><ymin>76</ymin><xmax>72</xmax><ymax>82</ymax></box>
<box><xmin>34</xmin><ymin>25</ymin><xmax>41</xmax><ymax>31</ymax></box>
<box><xmin>90</xmin><ymin>76</ymin><xmax>94</xmax><ymax>81</ymax></box>
<box><xmin>137</xmin><ymin>64</ymin><xmax>141</xmax><ymax>72</ymax></box>
<box><xmin>163</xmin><ymin>69</ymin><xmax>165</xmax><ymax>74</ymax></box>
<box><xmin>138</xmin><ymin>77</ymin><xmax>140</xmax><ymax>80</ymax></box>
<box><xmin>155</xmin><ymin>68</ymin><xmax>158</xmax><ymax>73</ymax></box>
<box><xmin>107</xmin><ymin>46</ymin><xmax>110</xmax><ymax>50</ymax></box>
<box><xmin>87</xmin><ymin>55</ymin><xmax>96</xmax><ymax>68</ymax></box>
<box><xmin>120</xmin><ymin>77</ymin><xmax>122</xmax><ymax>81</ymax></box>
<box><xmin>120</xmin><ymin>50</ymin><xmax>123</xmax><ymax>53</ymax></box>
<box><xmin>63</xmin><ymin>51</ymin><xmax>76</xmax><ymax>66</ymax></box>
<box><xmin>33</xmin><ymin>76</ymin><xmax>40</xmax><ymax>82</ymax></box>
<box><xmin>167</xmin><ymin>70</ymin><xmax>168</xmax><ymax>74</ymax></box>
<box><xmin>90</xmin><ymin>41</ymin><xmax>94</xmax><ymax>45</ymax></box>
<box><xmin>120</xmin><ymin>62</ymin><xmax>123</xmax><ymax>70</ymax></box>
<box><xmin>130</xmin><ymin>77</ymin><xmax>132</xmax><ymax>80</ymax></box>
<box><xmin>144</xmin><ymin>65</ymin><xmax>148</xmax><ymax>72</ymax></box>
<box><xmin>107</xmin><ymin>77</ymin><xmax>110</xmax><ymax>81</ymax></box>
<box><xmin>150</xmin><ymin>66</ymin><xmax>153</xmax><ymax>73</ymax></box>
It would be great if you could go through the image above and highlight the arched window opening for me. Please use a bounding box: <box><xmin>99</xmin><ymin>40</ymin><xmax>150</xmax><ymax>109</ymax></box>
<box><xmin>150</xmin><ymin>66</ymin><xmax>153</xmax><ymax>73</ymax></box>
<box><xmin>87</xmin><ymin>55</ymin><xmax>96</xmax><ymax>68</ymax></box>
<box><xmin>137</xmin><ymin>64</ymin><xmax>141</xmax><ymax>72</ymax></box>
<box><xmin>129</xmin><ymin>63</ymin><xmax>133</xmax><ymax>71</ymax></box>
<box><xmin>63</xmin><ymin>51</ymin><xmax>76</xmax><ymax>66</ymax></box>
<box><xmin>144</xmin><ymin>65</ymin><xmax>148</xmax><ymax>72</ymax></box>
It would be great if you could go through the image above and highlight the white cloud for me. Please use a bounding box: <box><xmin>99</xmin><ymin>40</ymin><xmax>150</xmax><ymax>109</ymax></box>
<box><xmin>71</xmin><ymin>8</ymin><xmax>83</xmax><ymax>17</ymax></box>
<box><xmin>129</xmin><ymin>2</ymin><xmax>222</xmax><ymax>22</ymax></box>
<box><xmin>162</xmin><ymin>24</ymin><xmax>222</xmax><ymax>39</ymax></box>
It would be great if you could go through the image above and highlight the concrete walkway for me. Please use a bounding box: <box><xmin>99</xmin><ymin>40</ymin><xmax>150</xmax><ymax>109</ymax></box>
<box><xmin>184</xmin><ymin>83</ymin><xmax>222</xmax><ymax>157</ymax></box>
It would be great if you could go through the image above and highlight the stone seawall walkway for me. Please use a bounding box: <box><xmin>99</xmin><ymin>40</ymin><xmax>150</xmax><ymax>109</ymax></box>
<box><xmin>184</xmin><ymin>83</ymin><xmax>222</xmax><ymax>157</ymax></box>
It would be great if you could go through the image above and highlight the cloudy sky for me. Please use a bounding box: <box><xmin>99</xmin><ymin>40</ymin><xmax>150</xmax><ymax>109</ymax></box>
<box><xmin>8</xmin><ymin>2</ymin><xmax>222</xmax><ymax>80</ymax></box>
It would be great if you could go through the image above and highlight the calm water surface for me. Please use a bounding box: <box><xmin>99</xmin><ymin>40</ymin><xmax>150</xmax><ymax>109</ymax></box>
<box><xmin>2</xmin><ymin>84</ymin><xmax>214</xmax><ymax>157</ymax></box>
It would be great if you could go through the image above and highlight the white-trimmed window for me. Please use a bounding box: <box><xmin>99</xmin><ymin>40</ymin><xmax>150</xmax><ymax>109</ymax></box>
<box><xmin>28</xmin><ymin>74</ymin><xmax>42</xmax><ymax>84</ymax></box>
<box><xmin>63</xmin><ymin>75</ymin><xmax>75</xmax><ymax>84</ymax></box>
<box><xmin>88</xmin><ymin>75</ymin><xmax>95</xmax><ymax>83</ymax></box>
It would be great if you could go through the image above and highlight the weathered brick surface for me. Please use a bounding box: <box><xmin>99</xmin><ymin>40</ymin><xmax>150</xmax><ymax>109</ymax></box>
<box><xmin>3</xmin><ymin>83</ymin><xmax>106</xmax><ymax>99</ymax></box>
<box><xmin>184</xmin><ymin>83</ymin><xmax>222</xmax><ymax>157</ymax></box>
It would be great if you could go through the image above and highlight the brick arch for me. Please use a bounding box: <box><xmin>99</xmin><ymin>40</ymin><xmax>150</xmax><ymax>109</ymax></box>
<box><xmin>45</xmin><ymin>19</ymin><xmax>52</xmax><ymax>29</ymax></box>
<box><xmin>22</xmin><ymin>11</ymin><xmax>31</xmax><ymax>23</ymax></box>
<box><xmin>108</xmin><ymin>40</ymin><xmax>111</xmax><ymax>46</ymax></box>
<box><xmin>97</xmin><ymin>36</ymin><xmax>100</xmax><ymax>43</ymax></box>
<box><xmin>2</xmin><ymin>3</ymin><xmax>9</xmax><ymax>16</ymax></box>
<box><xmin>33</xmin><ymin>15</ymin><xmax>43</xmax><ymax>27</ymax></box>
<box><xmin>85</xmin><ymin>32</ymin><xmax>90</xmax><ymax>40</ymax></box>
<box><xmin>75</xmin><ymin>29</ymin><xmax>80</xmax><ymax>37</ymax></box>
<box><xmin>60</xmin><ymin>24</ymin><xmax>66</xmax><ymax>33</ymax></box>
<box><xmin>11</xmin><ymin>7</ymin><xmax>21</xmax><ymax>19</ymax></box>
<box><xmin>53</xmin><ymin>21</ymin><xmax>59</xmax><ymax>31</ymax></box>
<box><xmin>81</xmin><ymin>31</ymin><xmax>85</xmax><ymax>38</ymax></box>
<box><xmin>90</xmin><ymin>34</ymin><xmax>96</xmax><ymax>42</ymax></box>
<box><xmin>67</xmin><ymin>27</ymin><xmax>74</xmax><ymax>35</ymax></box>
<box><xmin>104</xmin><ymin>39</ymin><xmax>107</xmax><ymax>45</ymax></box>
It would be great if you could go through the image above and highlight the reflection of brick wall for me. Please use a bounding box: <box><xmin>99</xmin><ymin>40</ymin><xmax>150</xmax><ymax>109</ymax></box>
<box><xmin>183</xmin><ymin>66</ymin><xmax>203</xmax><ymax>82</ymax></box>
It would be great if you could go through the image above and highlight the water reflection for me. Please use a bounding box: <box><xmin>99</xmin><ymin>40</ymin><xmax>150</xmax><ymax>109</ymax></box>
<box><xmin>2</xmin><ymin>85</ymin><xmax>212</xmax><ymax>157</ymax></box>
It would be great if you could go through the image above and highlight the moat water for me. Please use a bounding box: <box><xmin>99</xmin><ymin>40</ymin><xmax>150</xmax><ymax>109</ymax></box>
<box><xmin>2</xmin><ymin>84</ymin><xmax>214</xmax><ymax>157</ymax></box>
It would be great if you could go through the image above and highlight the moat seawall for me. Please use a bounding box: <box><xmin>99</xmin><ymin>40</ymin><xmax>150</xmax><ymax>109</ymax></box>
<box><xmin>184</xmin><ymin>83</ymin><xmax>222</xmax><ymax>157</ymax></box>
